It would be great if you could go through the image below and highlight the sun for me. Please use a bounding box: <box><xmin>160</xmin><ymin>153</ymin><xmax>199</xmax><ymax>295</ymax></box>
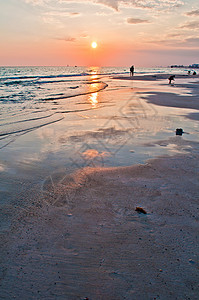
<box><xmin>91</xmin><ymin>41</ymin><xmax>98</xmax><ymax>49</ymax></box>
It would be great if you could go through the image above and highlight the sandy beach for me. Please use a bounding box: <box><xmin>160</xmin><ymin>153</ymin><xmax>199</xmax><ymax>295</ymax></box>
<box><xmin>0</xmin><ymin>72</ymin><xmax>199</xmax><ymax>300</ymax></box>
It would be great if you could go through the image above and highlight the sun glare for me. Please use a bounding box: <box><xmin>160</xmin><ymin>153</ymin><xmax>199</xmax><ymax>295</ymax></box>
<box><xmin>91</xmin><ymin>41</ymin><xmax>97</xmax><ymax>49</ymax></box>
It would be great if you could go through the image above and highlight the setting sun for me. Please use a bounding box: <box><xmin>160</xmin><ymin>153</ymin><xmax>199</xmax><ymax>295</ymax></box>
<box><xmin>91</xmin><ymin>41</ymin><xmax>98</xmax><ymax>49</ymax></box>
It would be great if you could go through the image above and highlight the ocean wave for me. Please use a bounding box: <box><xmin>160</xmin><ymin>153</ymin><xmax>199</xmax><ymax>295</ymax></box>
<box><xmin>0</xmin><ymin>81</ymin><xmax>108</xmax><ymax>105</ymax></box>
<box><xmin>0</xmin><ymin>70</ymin><xmax>128</xmax><ymax>82</ymax></box>
<box><xmin>0</xmin><ymin>74</ymin><xmax>80</xmax><ymax>81</ymax></box>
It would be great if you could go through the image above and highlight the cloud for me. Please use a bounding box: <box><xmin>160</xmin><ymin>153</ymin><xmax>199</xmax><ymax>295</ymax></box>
<box><xmin>80</xmin><ymin>33</ymin><xmax>89</xmax><ymax>38</ymax></box>
<box><xmin>96</xmin><ymin>0</ymin><xmax>119</xmax><ymax>10</ymax></box>
<box><xmin>24</xmin><ymin>0</ymin><xmax>45</xmax><ymax>4</ymax></box>
<box><xmin>147</xmin><ymin>38</ymin><xmax>181</xmax><ymax>46</ymax></box>
<box><xmin>43</xmin><ymin>11</ymin><xmax>81</xmax><ymax>18</ymax></box>
<box><xmin>96</xmin><ymin>0</ymin><xmax>184</xmax><ymax>11</ymax></box>
<box><xmin>70</xmin><ymin>12</ymin><xmax>80</xmax><ymax>16</ymax></box>
<box><xmin>55</xmin><ymin>33</ymin><xmax>89</xmax><ymax>42</ymax></box>
<box><xmin>42</xmin><ymin>10</ymin><xmax>81</xmax><ymax>24</ymax></box>
<box><xmin>147</xmin><ymin>34</ymin><xmax>199</xmax><ymax>48</ymax></box>
<box><xmin>127</xmin><ymin>17</ymin><xmax>150</xmax><ymax>24</ymax></box>
<box><xmin>180</xmin><ymin>21</ymin><xmax>199</xmax><ymax>30</ymax></box>
<box><xmin>56</xmin><ymin>36</ymin><xmax>76</xmax><ymax>42</ymax></box>
<box><xmin>185</xmin><ymin>37</ymin><xmax>199</xmax><ymax>44</ymax></box>
<box><xmin>185</xmin><ymin>9</ymin><xmax>199</xmax><ymax>17</ymax></box>
<box><xmin>24</xmin><ymin>0</ymin><xmax>184</xmax><ymax>11</ymax></box>
<box><xmin>167</xmin><ymin>33</ymin><xmax>182</xmax><ymax>38</ymax></box>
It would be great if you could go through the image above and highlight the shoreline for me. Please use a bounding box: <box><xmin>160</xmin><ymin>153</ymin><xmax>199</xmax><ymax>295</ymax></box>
<box><xmin>113</xmin><ymin>73</ymin><xmax>199</xmax><ymax>81</ymax></box>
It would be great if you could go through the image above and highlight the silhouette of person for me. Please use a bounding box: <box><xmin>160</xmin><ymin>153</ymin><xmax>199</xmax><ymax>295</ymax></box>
<box><xmin>168</xmin><ymin>75</ymin><xmax>175</xmax><ymax>84</ymax></box>
<box><xmin>130</xmin><ymin>65</ymin><xmax>134</xmax><ymax>76</ymax></box>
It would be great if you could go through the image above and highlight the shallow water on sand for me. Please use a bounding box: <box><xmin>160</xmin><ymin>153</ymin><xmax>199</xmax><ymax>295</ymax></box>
<box><xmin>1</xmin><ymin>75</ymin><xmax>198</xmax><ymax>166</ymax></box>
<box><xmin>0</xmin><ymin>66</ymin><xmax>193</xmax><ymax>149</ymax></box>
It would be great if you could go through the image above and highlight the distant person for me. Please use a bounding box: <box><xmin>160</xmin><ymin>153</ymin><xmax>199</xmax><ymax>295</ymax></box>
<box><xmin>130</xmin><ymin>65</ymin><xmax>134</xmax><ymax>76</ymax></box>
<box><xmin>193</xmin><ymin>71</ymin><xmax>197</xmax><ymax>75</ymax></box>
<box><xmin>168</xmin><ymin>75</ymin><xmax>175</xmax><ymax>84</ymax></box>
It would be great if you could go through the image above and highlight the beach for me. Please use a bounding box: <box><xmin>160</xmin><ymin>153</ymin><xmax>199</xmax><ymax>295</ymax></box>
<box><xmin>0</xmin><ymin>68</ymin><xmax>199</xmax><ymax>299</ymax></box>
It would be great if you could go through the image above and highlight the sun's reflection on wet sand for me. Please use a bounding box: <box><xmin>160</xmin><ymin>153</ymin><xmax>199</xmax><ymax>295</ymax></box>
<box><xmin>89</xmin><ymin>91</ymin><xmax>98</xmax><ymax>108</ymax></box>
<box><xmin>90</xmin><ymin>74</ymin><xmax>98</xmax><ymax>80</ymax></box>
<box><xmin>88</xmin><ymin>72</ymin><xmax>100</xmax><ymax>108</ymax></box>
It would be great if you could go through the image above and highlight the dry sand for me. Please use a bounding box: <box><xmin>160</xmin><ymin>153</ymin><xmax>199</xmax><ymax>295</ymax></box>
<box><xmin>0</xmin><ymin>74</ymin><xmax>199</xmax><ymax>300</ymax></box>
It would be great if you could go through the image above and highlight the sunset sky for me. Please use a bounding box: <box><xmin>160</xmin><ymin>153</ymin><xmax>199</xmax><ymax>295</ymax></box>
<box><xmin>0</xmin><ymin>0</ymin><xmax>199</xmax><ymax>67</ymax></box>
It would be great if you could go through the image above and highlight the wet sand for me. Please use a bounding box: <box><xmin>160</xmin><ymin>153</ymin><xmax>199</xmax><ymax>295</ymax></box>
<box><xmin>114</xmin><ymin>73</ymin><xmax>199</xmax><ymax>82</ymax></box>
<box><xmin>115</xmin><ymin>74</ymin><xmax>199</xmax><ymax>109</ymax></box>
<box><xmin>0</xmin><ymin>74</ymin><xmax>199</xmax><ymax>300</ymax></box>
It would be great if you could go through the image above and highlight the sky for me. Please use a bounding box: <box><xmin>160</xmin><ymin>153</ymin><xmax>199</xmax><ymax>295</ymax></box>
<box><xmin>0</xmin><ymin>0</ymin><xmax>199</xmax><ymax>67</ymax></box>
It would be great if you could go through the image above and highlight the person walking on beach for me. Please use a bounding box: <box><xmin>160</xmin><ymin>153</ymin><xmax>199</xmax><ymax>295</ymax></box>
<box><xmin>168</xmin><ymin>75</ymin><xmax>175</xmax><ymax>84</ymax></box>
<box><xmin>130</xmin><ymin>65</ymin><xmax>134</xmax><ymax>76</ymax></box>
